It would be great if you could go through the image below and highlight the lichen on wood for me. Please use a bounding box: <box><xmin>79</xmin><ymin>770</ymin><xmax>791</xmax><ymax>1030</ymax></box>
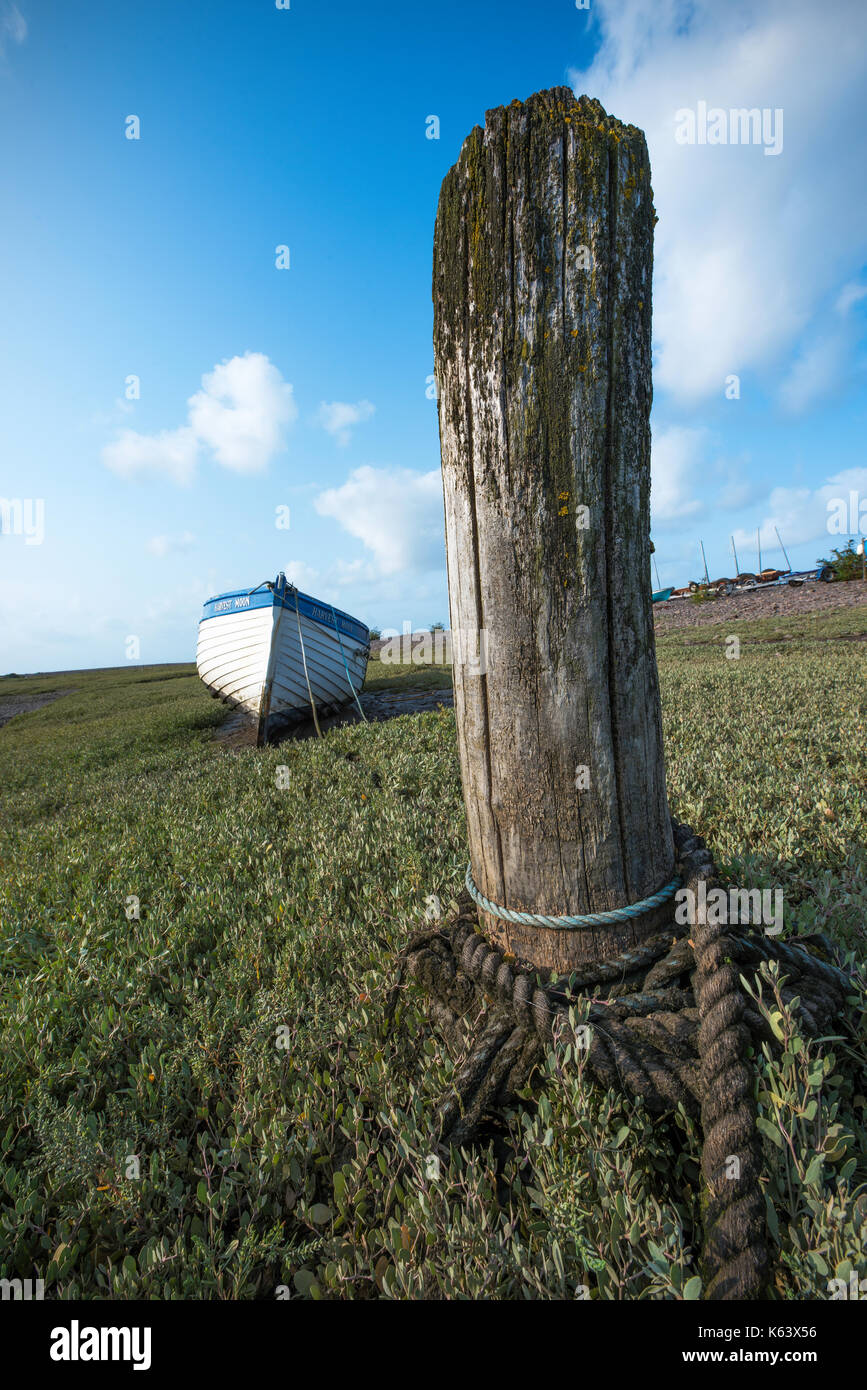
<box><xmin>433</xmin><ymin>87</ymin><xmax>671</xmax><ymax>971</ymax></box>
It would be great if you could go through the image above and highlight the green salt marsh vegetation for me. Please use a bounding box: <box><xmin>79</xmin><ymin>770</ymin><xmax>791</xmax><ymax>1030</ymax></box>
<box><xmin>0</xmin><ymin>607</ymin><xmax>864</xmax><ymax>1298</ymax></box>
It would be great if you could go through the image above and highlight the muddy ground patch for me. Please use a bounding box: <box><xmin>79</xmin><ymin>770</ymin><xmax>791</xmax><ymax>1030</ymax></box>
<box><xmin>0</xmin><ymin>689</ymin><xmax>76</xmax><ymax>730</ymax></box>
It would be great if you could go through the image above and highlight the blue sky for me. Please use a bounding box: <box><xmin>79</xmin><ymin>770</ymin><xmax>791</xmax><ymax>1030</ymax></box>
<box><xmin>1</xmin><ymin>0</ymin><xmax>866</xmax><ymax>672</ymax></box>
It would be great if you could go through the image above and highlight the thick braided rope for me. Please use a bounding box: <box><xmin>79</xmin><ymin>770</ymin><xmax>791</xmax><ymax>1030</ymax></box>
<box><xmin>671</xmin><ymin>822</ymin><xmax>767</xmax><ymax>1300</ymax></box>
<box><xmin>399</xmin><ymin>899</ymin><xmax>845</xmax><ymax>1124</ymax></box>
<box><xmin>414</xmin><ymin>904</ymin><xmax>703</xmax><ymax>1119</ymax></box>
<box><xmin>389</xmin><ymin>817</ymin><xmax>853</xmax><ymax>1298</ymax></box>
<box><xmin>465</xmin><ymin>862</ymin><xmax>681</xmax><ymax>928</ymax></box>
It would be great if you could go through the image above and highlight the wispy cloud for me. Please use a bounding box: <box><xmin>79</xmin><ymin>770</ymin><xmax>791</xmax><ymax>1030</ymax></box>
<box><xmin>0</xmin><ymin>4</ymin><xmax>26</xmax><ymax>58</ymax></box>
<box><xmin>104</xmin><ymin>425</ymin><xmax>199</xmax><ymax>486</ymax></box>
<box><xmin>282</xmin><ymin>559</ymin><xmax>320</xmax><ymax>592</ymax></box>
<box><xmin>315</xmin><ymin>399</ymin><xmax>375</xmax><ymax>447</ymax></box>
<box><xmin>715</xmin><ymin>466</ymin><xmax>764</xmax><ymax>512</ymax></box>
<box><xmin>778</xmin><ymin>280</ymin><xmax>867</xmax><ymax>413</ymax></box>
<box><xmin>777</xmin><ymin>335</ymin><xmax>850</xmax><ymax>415</ymax></box>
<box><xmin>147</xmin><ymin>531</ymin><xmax>196</xmax><ymax>558</ymax></box>
<box><xmin>569</xmin><ymin>0</ymin><xmax>867</xmax><ymax>404</ymax></box>
<box><xmin>836</xmin><ymin>282</ymin><xmax>867</xmax><ymax>318</ymax></box>
<box><xmin>314</xmin><ymin>465</ymin><xmax>444</xmax><ymax>575</ymax></box>
<box><xmin>731</xmin><ymin>467</ymin><xmax>867</xmax><ymax>555</ymax></box>
<box><xmin>102</xmin><ymin>352</ymin><xmax>296</xmax><ymax>484</ymax></box>
<box><xmin>651</xmin><ymin>426</ymin><xmax>706</xmax><ymax>523</ymax></box>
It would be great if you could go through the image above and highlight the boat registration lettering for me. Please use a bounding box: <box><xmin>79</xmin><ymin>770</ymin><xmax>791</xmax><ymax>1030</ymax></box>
<box><xmin>308</xmin><ymin>603</ymin><xmax>352</xmax><ymax>634</ymax></box>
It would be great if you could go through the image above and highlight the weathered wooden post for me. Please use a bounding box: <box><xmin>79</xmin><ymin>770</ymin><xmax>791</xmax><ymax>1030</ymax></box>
<box><xmin>434</xmin><ymin>88</ymin><xmax>674</xmax><ymax>975</ymax></box>
<box><xmin>407</xmin><ymin>104</ymin><xmax>848</xmax><ymax>1296</ymax></box>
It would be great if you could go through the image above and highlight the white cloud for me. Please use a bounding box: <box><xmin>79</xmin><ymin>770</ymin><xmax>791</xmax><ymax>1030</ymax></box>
<box><xmin>314</xmin><ymin>466</ymin><xmax>444</xmax><ymax>575</ymax></box>
<box><xmin>90</xmin><ymin>398</ymin><xmax>136</xmax><ymax>430</ymax></box>
<box><xmin>710</xmin><ymin>455</ymin><xmax>765</xmax><ymax>512</ymax></box>
<box><xmin>778</xmin><ymin>278</ymin><xmax>867</xmax><ymax>413</ymax></box>
<box><xmin>731</xmin><ymin>467</ymin><xmax>867</xmax><ymax>554</ymax></box>
<box><xmin>569</xmin><ymin>0</ymin><xmax>867</xmax><ymax>403</ymax></box>
<box><xmin>315</xmin><ymin>399</ymin><xmax>375</xmax><ymax>447</ymax></box>
<box><xmin>836</xmin><ymin>282</ymin><xmax>867</xmax><ymax>317</ymax></box>
<box><xmin>282</xmin><ymin>559</ymin><xmax>320</xmax><ymax>592</ymax></box>
<box><xmin>651</xmin><ymin>426</ymin><xmax>705</xmax><ymax>523</ymax></box>
<box><xmin>188</xmin><ymin>353</ymin><xmax>296</xmax><ymax>472</ymax></box>
<box><xmin>0</xmin><ymin>577</ymin><xmax>113</xmax><ymax>672</ymax></box>
<box><xmin>777</xmin><ymin>335</ymin><xmax>849</xmax><ymax>415</ymax></box>
<box><xmin>103</xmin><ymin>426</ymin><xmax>199</xmax><ymax>486</ymax></box>
<box><xmin>275</xmin><ymin>552</ymin><xmax>450</xmax><ymax>631</ymax></box>
<box><xmin>0</xmin><ymin>4</ymin><xmax>26</xmax><ymax>56</ymax></box>
<box><xmin>102</xmin><ymin>353</ymin><xmax>296</xmax><ymax>483</ymax></box>
<box><xmin>147</xmin><ymin>531</ymin><xmax>196</xmax><ymax>558</ymax></box>
<box><xmin>142</xmin><ymin>575</ymin><xmax>217</xmax><ymax>625</ymax></box>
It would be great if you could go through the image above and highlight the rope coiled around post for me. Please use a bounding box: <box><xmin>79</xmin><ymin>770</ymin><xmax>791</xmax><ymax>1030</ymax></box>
<box><xmin>464</xmin><ymin>863</ymin><xmax>681</xmax><ymax>929</ymax></box>
<box><xmin>388</xmin><ymin>818</ymin><xmax>853</xmax><ymax>1301</ymax></box>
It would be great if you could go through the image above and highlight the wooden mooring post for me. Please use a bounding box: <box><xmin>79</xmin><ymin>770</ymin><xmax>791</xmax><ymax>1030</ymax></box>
<box><xmin>433</xmin><ymin>88</ymin><xmax>674</xmax><ymax>974</ymax></box>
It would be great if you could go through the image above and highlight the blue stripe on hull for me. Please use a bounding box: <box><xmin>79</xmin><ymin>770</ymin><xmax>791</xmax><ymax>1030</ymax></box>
<box><xmin>200</xmin><ymin>579</ymin><xmax>368</xmax><ymax>646</ymax></box>
<box><xmin>200</xmin><ymin>589</ymin><xmax>274</xmax><ymax>621</ymax></box>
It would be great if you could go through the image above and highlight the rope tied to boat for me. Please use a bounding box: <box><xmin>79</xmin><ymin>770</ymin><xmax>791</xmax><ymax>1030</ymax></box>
<box><xmin>329</xmin><ymin>602</ymin><xmax>368</xmax><ymax>724</ymax></box>
<box><xmin>387</xmin><ymin>817</ymin><xmax>853</xmax><ymax>1300</ymax></box>
<box><xmin>291</xmin><ymin>588</ymin><xmax>322</xmax><ymax>738</ymax></box>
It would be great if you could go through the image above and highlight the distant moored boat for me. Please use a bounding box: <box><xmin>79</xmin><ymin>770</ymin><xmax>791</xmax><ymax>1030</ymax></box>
<box><xmin>651</xmin><ymin>586</ymin><xmax>673</xmax><ymax>602</ymax></box>
<box><xmin>196</xmin><ymin>572</ymin><xmax>370</xmax><ymax>744</ymax></box>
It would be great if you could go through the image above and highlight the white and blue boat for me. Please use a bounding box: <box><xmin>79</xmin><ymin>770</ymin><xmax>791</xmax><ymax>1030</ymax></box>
<box><xmin>196</xmin><ymin>572</ymin><xmax>369</xmax><ymax>744</ymax></box>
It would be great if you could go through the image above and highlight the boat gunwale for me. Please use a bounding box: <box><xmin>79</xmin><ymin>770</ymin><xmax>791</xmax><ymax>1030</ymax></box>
<box><xmin>199</xmin><ymin>582</ymin><xmax>369</xmax><ymax>645</ymax></box>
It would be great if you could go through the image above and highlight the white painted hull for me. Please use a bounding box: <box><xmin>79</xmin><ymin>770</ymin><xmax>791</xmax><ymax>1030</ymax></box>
<box><xmin>197</xmin><ymin>607</ymin><xmax>273</xmax><ymax>718</ymax></box>
<box><xmin>197</xmin><ymin>586</ymin><xmax>369</xmax><ymax>741</ymax></box>
<box><xmin>265</xmin><ymin>606</ymin><xmax>368</xmax><ymax>726</ymax></box>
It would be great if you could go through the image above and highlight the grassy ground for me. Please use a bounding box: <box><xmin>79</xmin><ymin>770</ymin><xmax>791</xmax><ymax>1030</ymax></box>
<box><xmin>1</xmin><ymin>610</ymin><xmax>865</xmax><ymax>1299</ymax></box>
<box><xmin>657</xmin><ymin>599</ymin><xmax>867</xmax><ymax>648</ymax></box>
<box><xmin>362</xmin><ymin>655</ymin><xmax>453</xmax><ymax>693</ymax></box>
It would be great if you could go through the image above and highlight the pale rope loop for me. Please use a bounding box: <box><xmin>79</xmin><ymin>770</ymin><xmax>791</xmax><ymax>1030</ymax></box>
<box><xmin>292</xmin><ymin>589</ymin><xmax>322</xmax><ymax>738</ymax></box>
<box><xmin>465</xmin><ymin>863</ymin><xmax>681</xmax><ymax>931</ymax></box>
<box><xmin>329</xmin><ymin>602</ymin><xmax>368</xmax><ymax>723</ymax></box>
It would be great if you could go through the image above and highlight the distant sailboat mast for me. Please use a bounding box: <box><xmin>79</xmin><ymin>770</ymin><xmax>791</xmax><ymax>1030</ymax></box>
<box><xmin>775</xmin><ymin>526</ymin><xmax>792</xmax><ymax>572</ymax></box>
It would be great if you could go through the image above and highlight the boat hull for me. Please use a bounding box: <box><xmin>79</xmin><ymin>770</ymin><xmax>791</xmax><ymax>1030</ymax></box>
<box><xmin>197</xmin><ymin>579</ymin><xmax>369</xmax><ymax>742</ymax></box>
